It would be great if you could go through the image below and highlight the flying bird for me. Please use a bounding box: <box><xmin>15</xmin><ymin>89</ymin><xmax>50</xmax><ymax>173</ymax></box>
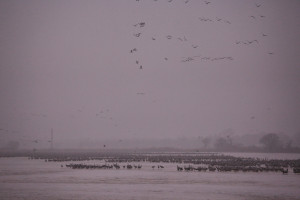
<box><xmin>140</xmin><ymin>65</ymin><xmax>143</xmax><ymax>69</ymax></box>
<box><xmin>130</xmin><ymin>48</ymin><xmax>137</xmax><ymax>53</ymax></box>
<box><xmin>166</xmin><ymin>35</ymin><xmax>172</xmax><ymax>39</ymax></box>
<box><xmin>139</xmin><ymin>22</ymin><xmax>145</xmax><ymax>27</ymax></box>
<box><xmin>199</xmin><ymin>17</ymin><xmax>210</xmax><ymax>22</ymax></box>
<box><xmin>181</xmin><ymin>57</ymin><xmax>195</xmax><ymax>62</ymax></box>
<box><xmin>255</xmin><ymin>3</ymin><xmax>261</xmax><ymax>7</ymax></box>
<box><xmin>133</xmin><ymin>33</ymin><xmax>141</xmax><ymax>37</ymax></box>
<box><xmin>247</xmin><ymin>40</ymin><xmax>258</xmax><ymax>44</ymax></box>
<box><xmin>133</xmin><ymin>22</ymin><xmax>145</xmax><ymax>28</ymax></box>
<box><xmin>204</xmin><ymin>1</ymin><xmax>211</xmax><ymax>4</ymax></box>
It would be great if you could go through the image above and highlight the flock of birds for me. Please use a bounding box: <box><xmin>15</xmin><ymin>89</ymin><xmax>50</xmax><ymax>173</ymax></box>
<box><xmin>126</xmin><ymin>0</ymin><xmax>275</xmax><ymax>106</ymax></box>
<box><xmin>129</xmin><ymin>0</ymin><xmax>273</xmax><ymax>73</ymax></box>
<box><xmin>28</xmin><ymin>152</ymin><xmax>300</xmax><ymax>174</ymax></box>
<box><xmin>198</xmin><ymin>17</ymin><xmax>231</xmax><ymax>24</ymax></box>
<box><xmin>2</xmin><ymin>0</ymin><xmax>276</xmax><ymax>146</ymax></box>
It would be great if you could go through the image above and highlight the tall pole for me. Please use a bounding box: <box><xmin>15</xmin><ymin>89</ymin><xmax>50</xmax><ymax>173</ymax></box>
<box><xmin>51</xmin><ymin>128</ymin><xmax>53</xmax><ymax>150</ymax></box>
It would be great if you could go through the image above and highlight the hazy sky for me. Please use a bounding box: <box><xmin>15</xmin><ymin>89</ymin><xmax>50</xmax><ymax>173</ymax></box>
<box><xmin>1</xmin><ymin>0</ymin><xmax>300</xmax><ymax>145</ymax></box>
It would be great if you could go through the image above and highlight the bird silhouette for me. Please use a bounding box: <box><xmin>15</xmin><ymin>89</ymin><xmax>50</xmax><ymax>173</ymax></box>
<box><xmin>246</xmin><ymin>40</ymin><xmax>258</xmax><ymax>45</ymax></box>
<box><xmin>133</xmin><ymin>22</ymin><xmax>145</xmax><ymax>28</ymax></box>
<box><xmin>255</xmin><ymin>3</ymin><xmax>261</xmax><ymax>7</ymax></box>
<box><xmin>130</xmin><ymin>48</ymin><xmax>137</xmax><ymax>53</ymax></box>
<box><xmin>140</xmin><ymin>65</ymin><xmax>143</xmax><ymax>69</ymax></box>
<box><xmin>133</xmin><ymin>33</ymin><xmax>141</xmax><ymax>37</ymax></box>
<box><xmin>181</xmin><ymin>57</ymin><xmax>194</xmax><ymax>62</ymax></box>
<box><xmin>139</xmin><ymin>22</ymin><xmax>145</xmax><ymax>27</ymax></box>
<box><xmin>204</xmin><ymin>1</ymin><xmax>211</xmax><ymax>4</ymax></box>
<box><xmin>199</xmin><ymin>17</ymin><xmax>212</xmax><ymax>22</ymax></box>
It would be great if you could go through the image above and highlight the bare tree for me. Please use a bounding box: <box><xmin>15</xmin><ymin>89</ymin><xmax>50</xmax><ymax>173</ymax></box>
<box><xmin>259</xmin><ymin>133</ymin><xmax>282</xmax><ymax>152</ymax></box>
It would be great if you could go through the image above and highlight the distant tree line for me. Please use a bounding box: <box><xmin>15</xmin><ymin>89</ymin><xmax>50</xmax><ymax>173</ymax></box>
<box><xmin>201</xmin><ymin>132</ymin><xmax>299</xmax><ymax>153</ymax></box>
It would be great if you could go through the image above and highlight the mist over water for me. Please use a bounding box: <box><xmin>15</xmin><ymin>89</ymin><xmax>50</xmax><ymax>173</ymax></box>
<box><xmin>1</xmin><ymin>154</ymin><xmax>300</xmax><ymax>200</ymax></box>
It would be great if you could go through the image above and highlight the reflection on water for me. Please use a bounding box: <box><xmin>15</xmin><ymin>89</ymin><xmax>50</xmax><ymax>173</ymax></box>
<box><xmin>0</xmin><ymin>155</ymin><xmax>300</xmax><ymax>200</ymax></box>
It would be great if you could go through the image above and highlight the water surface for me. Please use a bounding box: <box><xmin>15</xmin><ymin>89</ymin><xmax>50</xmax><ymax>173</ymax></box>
<box><xmin>0</xmin><ymin>155</ymin><xmax>299</xmax><ymax>200</ymax></box>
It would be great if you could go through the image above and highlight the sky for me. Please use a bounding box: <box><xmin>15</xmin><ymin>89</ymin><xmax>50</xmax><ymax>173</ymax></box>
<box><xmin>0</xmin><ymin>0</ymin><xmax>300</xmax><ymax>148</ymax></box>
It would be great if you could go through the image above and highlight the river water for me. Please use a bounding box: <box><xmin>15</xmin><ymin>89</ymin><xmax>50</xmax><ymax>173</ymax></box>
<box><xmin>0</xmin><ymin>153</ymin><xmax>300</xmax><ymax>200</ymax></box>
